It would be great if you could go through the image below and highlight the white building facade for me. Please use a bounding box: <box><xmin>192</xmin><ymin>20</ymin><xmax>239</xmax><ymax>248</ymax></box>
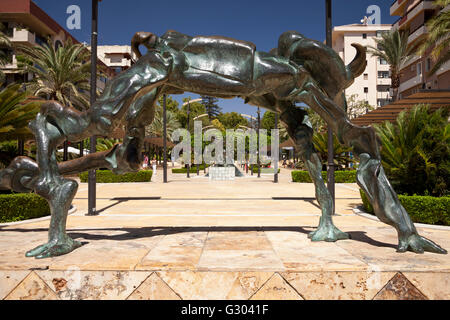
<box><xmin>332</xmin><ymin>23</ymin><xmax>393</xmax><ymax>111</ymax></box>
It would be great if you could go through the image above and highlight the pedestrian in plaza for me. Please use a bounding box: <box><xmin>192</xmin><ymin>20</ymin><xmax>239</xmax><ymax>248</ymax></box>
<box><xmin>152</xmin><ymin>158</ymin><xmax>157</xmax><ymax>175</ymax></box>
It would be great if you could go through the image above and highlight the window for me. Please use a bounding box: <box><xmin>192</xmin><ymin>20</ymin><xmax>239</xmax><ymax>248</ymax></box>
<box><xmin>378</xmin><ymin>71</ymin><xmax>389</xmax><ymax>78</ymax></box>
<box><xmin>425</xmin><ymin>58</ymin><xmax>431</xmax><ymax>72</ymax></box>
<box><xmin>110</xmin><ymin>56</ymin><xmax>123</xmax><ymax>63</ymax></box>
<box><xmin>417</xmin><ymin>62</ymin><xmax>422</xmax><ymax>76</ymax></box>
<box><xmin>362</xmin><ymin>33</ymin><xmax>367</xmax><ymax>39</ymax></box>
<box><xmin>363</xmin><ymin>73</ymin><xmax>368</xmax><ymax>80</ymax></box>
<box><xmin>364</xmin><ymin>87</ymin><xmax>368</xmax><ymax>93</ymax></box>
<box><xmin>379</xmin><ymin>58</ymin><xmax>388</xmax><ymax>65</ymax></box>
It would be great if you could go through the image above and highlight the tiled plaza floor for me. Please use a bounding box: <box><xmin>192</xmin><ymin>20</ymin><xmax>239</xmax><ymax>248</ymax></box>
<box><xmin>0</xmin><ymin>168</ymin><xmax>449</xmax><ymax>299</ymax></box>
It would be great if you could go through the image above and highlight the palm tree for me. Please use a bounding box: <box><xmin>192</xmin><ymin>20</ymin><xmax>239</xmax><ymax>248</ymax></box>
<box><xmin>419</xmin><ymin>0</ymin><xmax>450</xmax><ymax>75</ymax></box>
<box><xmin>16</xmin><ymin>38</ymin><xmax>100</xmax><ymax>160</ymax></box>
<box><xmin>367</xmin><ymin>29</ymin><xmax>420</xmax><ymax>101</ymax></box>
<box><xmin>145</xmin><ymin>105</ymin><xmax>181</xmax><ymax>139</ymax></box>
<box><xmin>0</xmin><ymin>83</ymin><xmax>41</xmax><ymax>166</ymax></box>
<box><xmin>312</xmin><ymin>131</ymin><xmax>352</xmax><ymax>170</ymax></box>
<box><xmin>0</xmin><ymin>25</ymin><xmax>12</xmax><ymax>83</ymax></box>
<box><xmin>0</xmin><ymin>83</ymin><xmax>41</xmax><ymax>142</ymax></box>
<box><xmin>374</xmin><ymin>104</ymin><xmax>449</xmax><ymax>196</ymax></box>
<box><xmin>16</xmin><ymin>38</ymin><xmax>92</xmax><ymax>110</ymax></box>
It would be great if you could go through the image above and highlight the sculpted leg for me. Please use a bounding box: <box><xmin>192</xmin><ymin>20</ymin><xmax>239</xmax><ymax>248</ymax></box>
<box><xmin>294</xmin><ymin>82</ymin><xmax>446</xmax><ymax>254</ymax></box>
<box><xmin>1</xmin><ymin>52</ymin><xmax>171</xmax><ymax>258</ymax></box>
<box><xmin>280</xmin><ymin>106</ymin><xmax>349</xmax><ymax>241</ymax></box>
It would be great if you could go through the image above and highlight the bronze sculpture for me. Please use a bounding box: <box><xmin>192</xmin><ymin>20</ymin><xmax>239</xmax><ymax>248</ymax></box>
<box><xmin>0</xmin><ymin>30</ymin><xmax>446</xmax><ymax>258</ymax></box>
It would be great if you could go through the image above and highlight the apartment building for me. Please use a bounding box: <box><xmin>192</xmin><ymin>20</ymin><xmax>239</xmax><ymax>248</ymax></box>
<box><xmin>0</xmin><ymin>0</ymin><xmax>114</xmax><ymax>89</ymax></box>
<box><xmin>391</xmin><ymin>0</ymin><xmax>450</xmax><ymax>98</ymax></box>
<box><xmin>95</xmin><ymin>45</ymin><xmax>136</xmax><ymax>74</ymax></box>
<box><xmin>332</xmin><ymin>23</ymin><xmax>393</xmax><ymax>111</ymax></box>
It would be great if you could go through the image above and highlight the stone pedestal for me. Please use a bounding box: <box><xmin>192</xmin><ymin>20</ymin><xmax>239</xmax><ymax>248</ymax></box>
<box><xmin>209</xmin><ymin>166</ymin><xmax>235</xmax><ymax>181</ymax></box>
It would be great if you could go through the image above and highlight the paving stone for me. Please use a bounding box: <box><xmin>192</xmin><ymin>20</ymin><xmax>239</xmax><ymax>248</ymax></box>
<box><xmin>373</xmin><ymin>272</ymin><xmax>428</xmax><ymax>300</ymax></box>
<box><xmin>157</xmin><ymin>271</ymin><xmax>239</xmax><ymax>300</ymax></box>
<box><xmin>402</xmin><ymin>272</ymin><xmax>450</xmax><ymax>300</ymax></box>
<box><xmin>5</xmin><ymin>271</ymin><xmax>58</xmax><ymax>300</ymax></box>
<box><xmin>250</xmin><ymin>273</ymin><xmax>302</xmax><ymax>300</ymax></box>
<box><xmin>226</xmin><ymin>272</ymin><xmax>274</xmax><ymax>299</ymax></box>
<box><xmin>127</xmin><ymin>273</ymin><xmax>181</xmax><ymax>300</ymax></box>
<box><xmin>0</xmin><ymin>270</ymin><xmax>31</xmax><ymax>299</ymax></box>
<box><xmin>36</xmin><ymin>270</ymin><xmax>151</xmax><ymax>300</ymax></box>
<box><xmin>282</xmin><ymin>271</ymin><xmax>396</xmax><ymax>300</ymax></box>
<box><xmin>197</xmin><ymin>250</ymin><xmax>285</xmax><ymax>271</ymax></box>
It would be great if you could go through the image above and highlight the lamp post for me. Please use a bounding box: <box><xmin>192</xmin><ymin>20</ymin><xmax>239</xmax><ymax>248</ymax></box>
<box><xmin>193</xmin><ymin>113</ymin><xmax>208</xmax><ymax>175</ymax></box>
<box><xmin>163</xmin><ymin>94</ymin><xmax>167</xmax><ymax>183</ymax></box>
<box><xmin>325</xmin><ymin>0</ymin><xmax>336</xmax><ymax>214</ymax></box>
<box><xmin>274</xmin><ymin>112</ymin><xmax>278</xmax><ymax>183</ymax></box>
<box><xmin>240</xmin><ymin>113</ymin><xmax>258</xmax><ymax>175</ymax></box>
<box><xmin>257</xmin><ymin>107</ymin><xmax>261</xmax><ymax>178</ymax></box>
<box><xmin>87</xmin><ymin>0</ymin><xmax>99</xmax><ymax>216</ymax></box>
<box><xmin>182</xmin><ymin>98</ymin><xmax>202</xmax><ymax>178</ymax></box>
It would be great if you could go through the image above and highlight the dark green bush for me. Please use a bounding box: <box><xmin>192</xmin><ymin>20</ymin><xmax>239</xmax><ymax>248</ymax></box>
<box><xmin>79</xmin><ymin>170</ymin><xmax>152</xmax><ymax>182</ymax></box>
<box><xmin>172</xmin><ymin>164</ymin><xmax>209</xmax><ymax>173</ymax></box>
<box><xmin>359</xmin><ymin>189</ymin><xmax>450</xmax><ymax>226</ymax></box>
<box><xmin>291</xmin><ymin>170</ymin><xmax>356</xmax><ymax>183</ymax></box>
<box><xmin>251</xmin><ymin>167</ymin><xmax>280</xmax><ymax>173</ymax></box>
<box><xmin>0</xmin><ymin>193</ymin><xmax>50</xmax><ymax>223</ymax></box>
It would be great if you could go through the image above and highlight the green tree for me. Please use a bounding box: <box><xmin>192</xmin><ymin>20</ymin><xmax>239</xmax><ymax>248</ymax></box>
<box><xmin>145</xmin><ymin>105</ymin><xmax>181</xmax><ymax>139</ymax></box>
<box><xmin>0</xmin><ymin>24</ymin><xmax>12</xmax><ymax>83</ymax></box>
<box><xmin>374</xmin><ymin>104</ymin><xmax>449</xmax><ymax>196</ymax></box>
<box><xmin>0</xmin><ymin>83</ymin><xmax>41</xmax><ymax>142</ymax></box>
<box><xmin>16</xmin><ymin>38</ymin><xmax>93</xmax><ymax>109</ymax></box>
<box><xmin>217</xmin><ymin>112</ymin><xmax>248</xmax><ymax>129</ymax></box>
<box><xmin>16</xmin><ymin>38</ymin><xmax>103</xmax><ymax>160</ymax></box>
<box><xmin>201</xmin><ymin>95</ymin><xmax>221</xmax><ymax>120</ymax></box>
<box><xmin>346</xmin><ymin>94</ymin><xmax>376</xmax><ymax>119</ymax></box>
<box><xmin>312</xmin><ymin>131</ymin><xmax>352</xmax><ymax>170</ymax></box>
<box><xmin>419</xmin><ymin>0</ymin><xmax>450</xmax><ymax>75</ymax></box>
<box><xmin>367</xmin><ymin>29</ymin><xmax>420</xmax><ymax>101</ymax></box>
<box><xmin>157</xmin><ymin>94</ymin><xmax>179</xmax><ymax>114</ymax></box>
<box><xmin>178</xmin><ymin>97</ymin><xmax>207</xmax><ymax>129</ymax></box>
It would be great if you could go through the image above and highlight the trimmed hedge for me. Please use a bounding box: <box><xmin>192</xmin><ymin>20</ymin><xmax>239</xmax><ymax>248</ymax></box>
<box><xmin>292</xmin><ymin>170</ymin><xmax>356</xmax><ymax>183</ymax></box>
<box><xmin>79</xmin><ymin>170</ymin><xmax>152</xmax><ymax>183</ymax></box>
<box><xmin>0</xmin><ymin>193</ymin><xmax>50</xmax><ymax>223</ymax></box>
<box><xmin>359</xmin><ymin>189</ymin><xmax>450</xmax><ymax>226</ymax></box>
<box><xmin>172</xmin><ymin>165</ymin><xmax>209</xmax><ymax>173</ymax></box>
<box><xmin>252</xmin><ymin>167</ymin><xmax>280</xmax><ymax>173</ymax></box>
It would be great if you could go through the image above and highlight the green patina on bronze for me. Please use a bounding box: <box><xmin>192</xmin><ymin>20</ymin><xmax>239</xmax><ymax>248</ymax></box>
<box><xmin>0</xmin><ymin>30</ymin><xmax>446</xmax><ymax>258</ymax></box>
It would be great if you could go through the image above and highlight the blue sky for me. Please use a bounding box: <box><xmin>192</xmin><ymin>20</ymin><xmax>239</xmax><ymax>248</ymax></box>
<box><xmin>34</xmin><ymin>0</ymin><xmax>397</xmax><ymax>117</ymax></box>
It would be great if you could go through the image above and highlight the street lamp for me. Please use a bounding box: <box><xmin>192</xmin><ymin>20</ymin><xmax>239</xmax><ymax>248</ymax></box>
<box><xmin>181</xmin><ymin>98</ymin><xmax>202</xmax><ymax>177</ymax></box>
<box><xmin>325</xmin><ymin>0</ymin><xmax>336</xmax><ymax>214</ymax></box>
<box><xmin>87</xmin><ymin>0</ymin><xmax>99</xmax><ymax>216</ymax></box>
<box><xmin>256</xmin><ymin>107</ymin><xmax>261</xmax><ymax>178</ymax></box>
<box><xmin>163</xmin><ymin>94</ymin><xmax>167</xmax><ymax>183</ymax></box>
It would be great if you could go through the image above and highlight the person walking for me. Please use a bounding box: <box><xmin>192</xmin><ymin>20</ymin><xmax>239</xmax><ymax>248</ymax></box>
<box><xmin>152</xmin><ymin>158</ymin><xmax>157</xmax><ymax>175</ymax></box>
<box><xmin>142</xmin><ymin>154</ymin><xmax>149</xmax><ymax>169</ymax></box>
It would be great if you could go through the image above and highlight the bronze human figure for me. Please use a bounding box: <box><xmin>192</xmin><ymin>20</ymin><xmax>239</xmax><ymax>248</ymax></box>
<box><xmin>0</xmin><ymin>30</ymin><xmax>446</xmax><ymax>258</ymax></box>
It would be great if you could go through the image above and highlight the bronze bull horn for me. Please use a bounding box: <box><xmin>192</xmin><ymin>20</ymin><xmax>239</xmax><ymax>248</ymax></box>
<box><xmin>346</xmin><ymin>43</ymin><xmax>367</xmax><ymax>79</ymax></box>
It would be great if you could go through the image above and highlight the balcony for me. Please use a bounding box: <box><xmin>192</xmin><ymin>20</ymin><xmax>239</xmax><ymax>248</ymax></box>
<box><xmin>392</xmin><ymin>1</ymin><xmax>435</xmax><ymax>31</ymax></box>
<box><xmin>377</xmin><ymin>78</ymin><xmax>391</xmax><ymax>86</ymax></box>
<box><xmin>10</xmin><ymin>28</ymin><xmax>35</xmax><ymax>45</ymax></box>
<box><xmin>399</xmin><ymin>74</ymin><xmax>423</xmax><ymax>92</ymax></box>
<box><xmin>391</xmin><ymin>0</ymin><xmax>407</xmax><ymax>16</ymax></box>
<box><xmin>408</xmin><ymin>25</ymin><xmax>428</xmax><ymax>44</ymax></box>
<box><xmin>436</xmin><ymin>60</ymin><xmax>450</xmax><ymax>76</ymax></box>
